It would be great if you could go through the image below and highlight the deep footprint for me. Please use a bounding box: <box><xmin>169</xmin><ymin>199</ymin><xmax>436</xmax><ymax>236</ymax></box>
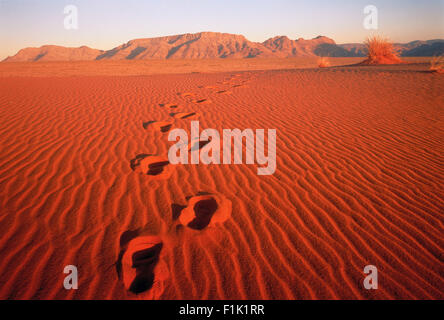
<box><xmin>170</xmin><ymin>112</ymin><xmax>198</xmax><ymax>119</ymax></box>
<box><xmin>129</xmin><ymin>243</ymin><xmax>162</xmax><ymax>293</ymax></box>
<box><xmin>189</xmin><ymin>138</ymin><xmax>211</xmax><ymax>152</ymax></box>
<box><xmin>130</xmin><ymin>154</ymin><xmax>173</xmax><ymax>179</ymax></box>
<box><xmin>117</xmin><ymin>235</ymin><xmax>169</xmax><ymax>296</ymax></box>
<box><xmin>193</xmin><ymin>99</ymin><xmax>211</xmax><ymax>104</ymax></box>
<box><xmin>159</xmin><ymin>103</ymin><xmax>179</xmax><ymax>108</ymax></box>
<box><xmin>216</xmin><ymin>90</ymin><xmax>231</xmax><ymax>95</ymax></box>
<box><xmin>178</xmin><ymin>192</ymin><xmax>232</xmax><ymax>230</ymax></box>
<box><xmin>187</xmin><ymin>198</ymin><xmax>218</xmax><ymax>230</ymax></box>
<box><xmin>143</xmin><ymin>121</ymin><xmax>173</xmax><ymax>132</ymax></box>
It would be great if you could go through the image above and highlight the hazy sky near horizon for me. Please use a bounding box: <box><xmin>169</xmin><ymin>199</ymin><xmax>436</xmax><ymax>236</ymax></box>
<box><xmin>0</xmin><ymin>0</ymin><xmax>443</xmax><ymax>59</ymax></box>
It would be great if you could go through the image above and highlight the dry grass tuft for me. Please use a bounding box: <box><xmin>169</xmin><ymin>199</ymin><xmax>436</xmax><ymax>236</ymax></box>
<box><xmin>361</xmin><ymin>36</ymin><xmax>402</xmax><ymax>65</ymax></box>
<box><xmin>430</xmin><ymin>55</ymin><xmax>444</xmax><ymax>73</ymax></box>
<box><xmin>318</xmin><ymin>57</ymin><xmax>330</xmax><ymax>68</ymax></box>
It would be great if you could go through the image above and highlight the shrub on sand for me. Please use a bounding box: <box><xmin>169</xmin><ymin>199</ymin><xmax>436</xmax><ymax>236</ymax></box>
<box><xmin>361</xmin><ymin>36</ymin><xmax>402</xmax><ymax>65</ymax></box>
<box><xmin>430</xmin><ymin>55</ymin><xmax>444</xmax><ymax>73</ymax></box>
<box><xmin>318</xmin><ymin>57</ymin><xmax>330</xmax><ymax>68</ymax></box>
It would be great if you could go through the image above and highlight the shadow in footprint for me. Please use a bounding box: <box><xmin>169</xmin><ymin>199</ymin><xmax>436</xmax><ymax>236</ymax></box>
<box><xmin>193</xmin><ymin>99</ymin><xmax>211</xmax><ymax>104</ymax></box>
<box><xmin>142</xmin><ymin>121</ymin><xmax>156</xmax><ymax>129</ymax></box>
<box><xmin>147</xmin><ymin>161</ymin><xmax>170</xmax><ymax>176</ymax></box>
<box><xmin>172</xmin><ymin>204</ymin><xmax>187</xmax><ymax>221</ymax></box>
<box><xmin>130</xmin><ymin>154</ymin><xmax>172</xmax><ymax>178</ymax></box>
<box><xmin>170</xmin><ymin>112</ymin><xmax>197</xmax><ymax>119</ymax></box>
<box><xmin>216</xmin><ymin>90</ymin><xmax>231</xmax><ymax>95</ymax></box>
<box><xmin>119</xmin><ymin>229</ymin><xmax>140</xmax><ymax>248</ymax></box>
<box><xmin>159</xmin><ymin>103</ymin><xmax>178</xmax><ymax>108</ymax></box>
<box><xmin>160</xmin><ymin>124</ymin><xmax>173</xmax><ymax>133</ymax></box>
<box><xmin>187</xmin><ymin>198</ymin><xmax>218</xmax><ymax>230</ymax></box>
<box><xmin>142</xmin><ymin>121</ymin><xmax>173</xmax><ymax>133</ymax></box>
<box><xmin>116</xmin><ymin>234</ymin><xmax>166</xmax><ymax>295</ymax></box>
<box><xmin>129</xmin><ymin>243</ymin><xmax>163</xmax><ymax>294</ymax></box>
<box><xmin>176</xmin><ymin>192</ymin><xmax>232</xmax><ymax>230</ymax></box>
<box><xmin>116</xmin><ymin>229</ymin><xmax>140</xmax><ymax>278</ymax></box>
<box><xmin>189</xmin><ymin>138</ymin><xmax>211</xmax><ymax>152</ymax></box>
<box><xmin>130</xmin><ymin>154</ymin><xmax>149</xmax><ymax>171</ymax></box>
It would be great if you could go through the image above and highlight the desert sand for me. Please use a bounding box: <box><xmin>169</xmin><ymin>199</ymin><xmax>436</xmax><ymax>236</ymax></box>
<box><xmin>0</xmin><ymin>59</ymin><xmax>443</xmax><ymax>299</ymax></box>
<box><xmin>0</xmin><ymin>57</ymin><xmax>431</xmax><ymax>77</ymax></box>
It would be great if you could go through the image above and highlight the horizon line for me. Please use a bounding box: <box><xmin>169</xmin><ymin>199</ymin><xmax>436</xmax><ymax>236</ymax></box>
<box><xmin>6</xmin><ymin>31</ymin><xmax>444</xmax><ymax>55</ymax></box>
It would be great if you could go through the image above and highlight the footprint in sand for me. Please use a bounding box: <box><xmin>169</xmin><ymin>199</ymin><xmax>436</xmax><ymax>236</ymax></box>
<box><xmin>159</xmin><ymin>103</ymin><xmax>179</xmax><ymax>109</ymax></box>
<box><xmin>174</xmin><ymin>192</ymin><xmax>232</xmax><ymax>230</ymax></box>
<box><xmin>192</xmin><ymin>98</ymin><xmax>211</xmax><ymax>104</ymax></box>
<box><xmin>142</xmin><ymin>121</ymin><xmax>174</xmax><ymax>133</ymax></box>
<box><xmin>170</xmin><ymin>112</ymin><xmax>198</xmax><ymax>119</ymax></box>
<box><xmin>130</xmin><ymin>154</ymin><xmax>173</xmax><ymax>179</ymax></box>
<box><xmin>188</xmin><ymin>138</ymin><xmax>211</xmax><ymax>152</ymax></box>
<box><xmin>216</xmin><ymin>90</ymin><xmax>231</xmax><ymax>95</ymax></box>
<box><xmin>116</xmin><ymin>233</ymin><xmax>169</xmax><ymax>296</ymax></box>
<box><xmin>168</xmin><ymin>137</ymin><xmax>211</xmax><ymax>153</ymax></box>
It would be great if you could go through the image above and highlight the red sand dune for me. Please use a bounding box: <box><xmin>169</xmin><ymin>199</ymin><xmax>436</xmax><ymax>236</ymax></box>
<box><xmin>0</xmin><ymin>62</ymin><xmax>443</xmax><ymax>299</ymax></box>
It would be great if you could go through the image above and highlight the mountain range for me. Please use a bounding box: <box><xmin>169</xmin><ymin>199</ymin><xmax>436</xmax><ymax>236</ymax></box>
<box><xmin>4</xmin><ymin>32</ymin><xmax>444</xmax><ymax>62</ymax></box>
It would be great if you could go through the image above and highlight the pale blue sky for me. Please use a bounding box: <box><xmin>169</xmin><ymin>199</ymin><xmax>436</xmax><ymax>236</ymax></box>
<box><xmin>0</xmin><ymin>0</ymin><xmax>443</xmax><ymax>59</ymax></box>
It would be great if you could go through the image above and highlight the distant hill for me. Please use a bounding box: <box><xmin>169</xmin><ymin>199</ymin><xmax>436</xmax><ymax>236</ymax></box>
<box><xmin>402</xmin><ymin>41</ymin><xmax>444</xmax><ymax>57</ymax></box>
<box><xmin>262</xmin><ymin>35</ymin><xmax>337</xmax><ymax>57</ymax></box>
<box><xmin>95</xmin><ymin>32</ymin><xmax>274</xmax><ymax>60</ymax></box>
<box><xmin>4</xmin><ymin>45</ymin><xmax>104</xmax><ymax>62</ymax></box>
<box><xmin>3</xmin><ymin>32</ymin><xmax>444</xmax><ymax>62</ymax></box>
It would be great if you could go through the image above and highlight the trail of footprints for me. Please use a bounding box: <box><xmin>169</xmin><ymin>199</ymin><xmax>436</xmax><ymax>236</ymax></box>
<box><xmin>120</xmin><ymin>73</ymin><xmax>252</xmax><ymax>297</ymax></box>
